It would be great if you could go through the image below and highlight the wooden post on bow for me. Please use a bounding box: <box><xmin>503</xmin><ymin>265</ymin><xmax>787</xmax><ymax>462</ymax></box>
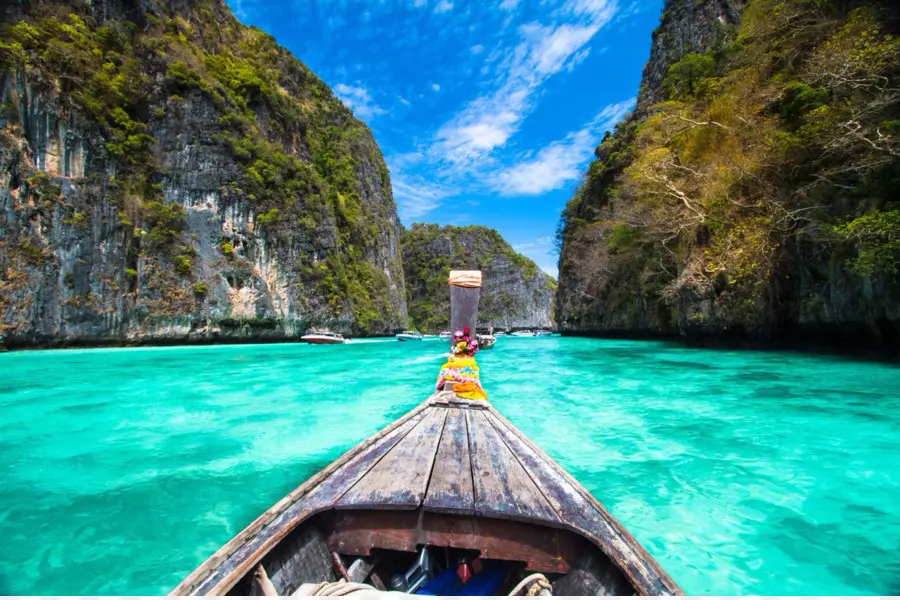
<box><xmin>449</xmin><ymin>270</ymin><xmax>481</xmax><ymax>339</ymax></box>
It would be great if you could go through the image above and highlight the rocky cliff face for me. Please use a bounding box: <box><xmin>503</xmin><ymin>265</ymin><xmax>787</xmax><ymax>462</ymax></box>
<box><xmin>636</xmin><ymin>0</ymin><xmax>746</xmax><ymax>113</ymax></box>
<box><xmin>556</xmin><ymin>0</ymin><xmax>900</xmax><ymax>354</ymax></box>
<box><xmin>0</xmin><ymin>0</ymin><xmax>407</xmax><ymax>347</ymax></box>
<box><xmin>402</xmin><ymin>224</ymin><xmax>555</xmax><ymax>332</ymax></box>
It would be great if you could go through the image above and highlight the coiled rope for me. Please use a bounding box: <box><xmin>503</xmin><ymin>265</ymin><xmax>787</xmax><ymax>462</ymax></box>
<box><xmin>307</xmin><ymin>579</ymin><xmax>375</xmax><ymax>596</ymax></box>
<box><xmin>508</xmin><ymin>573</ymin><xmax>552</xmax><ymax>596</ymax></box>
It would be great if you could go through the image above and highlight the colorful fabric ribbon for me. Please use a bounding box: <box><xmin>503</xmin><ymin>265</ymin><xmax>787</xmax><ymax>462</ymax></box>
<box><xmin>436</xmin><ymin>355</ymin><xmax>489</xmax><ymax>401</ymax></box>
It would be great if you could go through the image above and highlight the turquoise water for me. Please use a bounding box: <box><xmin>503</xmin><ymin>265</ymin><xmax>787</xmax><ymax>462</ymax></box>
<box><xmin>1</xmin><ymin>338</ymin><xmax>899</xmax><ymax>595</ymax></box>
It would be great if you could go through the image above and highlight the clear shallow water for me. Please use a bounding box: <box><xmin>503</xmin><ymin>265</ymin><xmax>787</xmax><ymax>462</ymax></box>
<box><xmin>1</xmin><ymin>338</ymin><xmax>899</xmax><ymax>595</ymax></box>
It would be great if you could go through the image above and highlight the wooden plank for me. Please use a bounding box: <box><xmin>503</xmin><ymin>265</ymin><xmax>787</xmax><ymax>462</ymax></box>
<box><xmin>465</xmin><ymin>409</ymin><xmax>560</xmax><ymax>525</ymax></box>
<box><xmin>301</xmin><ymin>411</ymin><xmax>428</xmax><ymax>507</ymax></box>
<box><xmin>484</xmin><ymin>410</ymin><xmax>683</xmax><ymax>596</ymax></box>
<box><xmin>185</xmin><ymin>410</ymin><xmax>429</xmax><ymax>595</ymax></box>
<box><xmin>337</xmin><ymin>408</ymin><xmax>448</xmax><ymax>510</ymax></box>
<box><xmin>424</xmin><ymin>407</ymin><xmax>475</xmax><ymax>514</ymax></box>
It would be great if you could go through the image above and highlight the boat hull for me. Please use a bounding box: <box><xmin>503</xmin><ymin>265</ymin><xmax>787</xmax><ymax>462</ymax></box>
<box><xmin>301</xmin><ymin>336</ymin><xmax>344</xmax><ymax>345</ymax></box>
<box><xmin>171</xmin><ymin>394</ymin><xmax>683</xmax><ymax>597</ymax></box>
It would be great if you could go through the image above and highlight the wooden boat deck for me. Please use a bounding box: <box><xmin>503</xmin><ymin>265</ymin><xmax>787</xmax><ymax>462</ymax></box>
<box><xmin>172</xmin><ymin>393</ymin><xmax>681</xmax><ymax>596</ymax></box>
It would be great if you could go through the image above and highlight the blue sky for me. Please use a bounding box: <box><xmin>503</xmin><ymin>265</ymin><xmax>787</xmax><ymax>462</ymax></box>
<box><xmin>225</xmin><ymin>0</ymin><xmax>664</xmax><ymax>277</ymax></box>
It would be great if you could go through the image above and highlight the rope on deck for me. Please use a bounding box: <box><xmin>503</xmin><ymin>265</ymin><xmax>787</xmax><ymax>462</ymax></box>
<box><xmin>306</xmin><ymin>579</ymin><xmax>374</xmax><ymax>596</ymax></box>
<box><xmin>509</xmin><ymin>573</ymin><xmax>552</xmax><ymax>596</ymax></box>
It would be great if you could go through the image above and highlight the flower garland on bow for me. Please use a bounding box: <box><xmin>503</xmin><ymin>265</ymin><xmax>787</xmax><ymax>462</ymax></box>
<box><xmin>436</xmin><ymin>327</ymin><xmax>488</xmax><ymax>401</ymax></box>
<box><xmin>452</xmin><ymin>327</ymin><xmax>479</xmax><ymax>356</ymax></box>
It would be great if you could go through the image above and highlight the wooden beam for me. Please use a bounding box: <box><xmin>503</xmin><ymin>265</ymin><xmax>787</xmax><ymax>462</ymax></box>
<box><xmin>331</xmin><ymin>551</ymin><xmax>351</xmax><ymax>581</ymax></box>
<box><xmin>449</xmin><ymin>270</ymin><xmax>481</xmax><ymax>336</ymax></box>
<box><xmin>325</xmin><ymin>511</ymin><xmax>582</xmax><ymax>574</ymax></box>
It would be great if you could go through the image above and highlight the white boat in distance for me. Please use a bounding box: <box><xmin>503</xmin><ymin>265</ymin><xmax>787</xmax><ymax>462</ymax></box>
<box><xmin>534</xmin><ymin>330</ymin><xmax>553</xmax><ymax>336</ymax></box>
<box><xmin>396</xmin><ymin>331</ymin><xmax>424</xmax><ymax>341</ymax></box>
<box><xmin>438</xmin><ymin>330</ymin><xmax>452</xmax><ymax>339</ymax></box>
<box><xmin>300</xmin><ymin>331</ymin><xmax>345</xmax><ymax>344</ymax></box>
<box><xmin>510</xmin><ymin>330</ymin><xmax>533</xmax><ymax>337</ymax></box>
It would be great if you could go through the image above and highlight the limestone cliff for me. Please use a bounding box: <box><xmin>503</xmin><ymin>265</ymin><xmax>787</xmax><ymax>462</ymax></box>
<box><xmin>556</xmin><ymin>0</ymin><xmax>900</xmax><ymax>354</ymax></box>
<box><xmin>0</xmin><ymin>0</ymin><xmax>407</xmax><ymax>347</ymax></box>
<box><xmin>402</xmin><ymin>224</ymin><xmax>554</xmax><ymax>332</ymax></box>
<box><xmin>636</xmin><ymin>0</ymin><xmax>746</xmax><ymax>113</ymax></box>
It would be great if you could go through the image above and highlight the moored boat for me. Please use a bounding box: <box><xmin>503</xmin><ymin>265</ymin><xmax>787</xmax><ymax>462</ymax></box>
<box><xmin>478</xmin><ymin>334</ymin><xmax>497</xmax><ymax>349</ymax></box>
<box><xmin>172</xmin><ymin>271</ymin><xmax>682</xmax><ymax>597</ymax></box>
<box><xmin>300</xmin><ymin>331</ymin><xmax>345</xmax><ymax>344</ymax></box>
<box><xmin>534</xmin><ymin>330</ymin><xmax>553</xmax><ymax>337</ymax></box>
<box><xmin>510</xmin><ymin>329</ymin><xmax>533</xmax><ymax>337</ymax></box>
<box><xmin>438</xmin><ymin>330</ymin><xmax>452</xmax><ymax>339</ymax></box>
<box><xmin>396</xmin><ymin>331</ymin><xmax>423</xmax><ymax>342</ymax></box>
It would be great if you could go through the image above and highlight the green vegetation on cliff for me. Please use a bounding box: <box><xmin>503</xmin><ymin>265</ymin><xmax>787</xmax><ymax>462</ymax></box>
<box><xmin>557</xmin><ymin>0</ymin><xmax>900</xmax><ymax>343</ymax></box>
<box><xmin>402</xmin><ymin>223</ymin><xmax>554</xmax><ymax>332</ymax></box>
<box><xmin>0</xmin><ymin>0</ymin><xmax>404</xmax><ymax>339</ymax></box>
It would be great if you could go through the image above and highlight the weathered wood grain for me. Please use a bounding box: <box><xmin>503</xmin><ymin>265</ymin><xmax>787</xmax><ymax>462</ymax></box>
<box><xmin>424</xmin><ymin>407</ymin><xmax>475</xmax><ymax>514</ymax></box>
<box><xmin>337</xmin><ymin>408</ymin><xmax>448</xmax><ymax>510</ymax></box>
<box><xmin>465</xmin><ymin>409</ymin><xmax>560</xmax><ymax>525</ymax></box>
<box><xmin>450</xmin><ymin>285</ymin><xmax>480</xmax><ymax>334</ymax></box>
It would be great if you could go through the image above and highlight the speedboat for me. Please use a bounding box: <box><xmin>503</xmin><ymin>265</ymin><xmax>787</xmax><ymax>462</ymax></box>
<box><xmin>300</xmin><ymin>331</ymin><xmax>345</xmax><ymax>345</ymax></box>
<box><xmin>510</xmin><ymin>330</ymin><xmax>533</xmax><ymax>337</ymax></box>
<box><xmin>534</xmin><ymin>330</ymin><xmax>553</xmax><ymax>337</ymax></box>
<box><xmin>396</xmin><ymin>331</ymin><xmax>423</xmax><ymax>342</ymax></box>
<box><xmin>439</xmin><ymin>331</ymin><xmax>452</xmax><ymax>339</ymax></box>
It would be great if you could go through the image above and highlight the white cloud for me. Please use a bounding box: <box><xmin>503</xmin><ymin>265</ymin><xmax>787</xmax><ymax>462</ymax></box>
<box><xmin>379</xmin><ymin>0</ymin><xmax>625</xmax><ymax>220</ymax></box>
<box><xmin>432</xmin><ymin>1</ymin><xmax>619</xmax><ymax>167</ymax></box>
<box><xmin>398</xmin><ymin>95</ymin><xmax>411</xmax><ymax>106</ymax></box>
<box><xmin>334</xmin><ymin>83</ymin><xmax>385</xmax><ymax>121</ymax></box>
<box><xmin>540</xmin><ymin>264</ymin><xmax>559</xmax><ymax>278</ymax></box>
<box><xmin>525</xmin><ymin>23</ymin><xmax>599</xmax><ymax>76</ymax></box>
<box><xmin>434</xmin><ymin>0</ymin><xmax>454</xmax><ymax>13</ymax></box>
<box><xmin>413</xmin><ymin>0</ymin><xmax>427</xmax><ymax>7</ymax></box>
<box><xmin>492</xmin><ymin>99</ymin><xmax>633</xmax><ymax>195</ymax></box>
<box><xmin>392</xmin><ymin>179</ymin><xmax>447</xmax><ymax>220</ymax></box>
<box><xmin>563</xmin><ymin>0</ymin><xmax>618</xmax><ymax>19</ymax></box>
<box><xmin>513</xmin><ymin>237</ymin><xmax>553</xmax><ymax>252</ymax></box>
